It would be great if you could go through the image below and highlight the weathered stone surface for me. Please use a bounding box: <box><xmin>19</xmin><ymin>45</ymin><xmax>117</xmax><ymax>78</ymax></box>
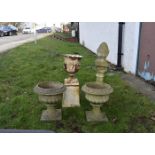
<box><xmin>63</xmin><ymin>54</ymin><xmax>82</xmax><ymax>107</ymax></box>
<box><xmin>82</xmin><ymin>82</ymin><xmax>113</xmax><ymax>96</ymax></box>
<box><xmin>95</xmin><ymin>42</ymin><xmax>109</xmax><ymax>83</ymax></box>
<box><xmin>64</xmin><ymin>54</ymin><xmax>82</xmax><ymax>76</ymax></box>
<box><xmin>62</xmin><ymin>85</ymin><xmax>80</xmax><ymax>107</ymax></box>
<box><xmin>82</xmin><ymin>82</ymin><xmax>113</xmax><ymax>122</ymax></box>
<box><xmin>82</xmin><ymin>42</ymin><xmax>113</xmax><ymax>122</ymax></box>
<box><xmin>41</xmin><ymin>108</ymin><xmax>62</xmax><ymax>121</ymax></box>
<box><xmin>97</xmin><ymin>42</ymin><xmax>109</xmax><ymax>58</ymax></box>
<box><xmin>87</xmin><ymin>102</ymin><xmax>108</xmax><ymax>122</ymax></box>
<box><xmin>86</xmin><ymin>111</ymin><xmax>108</xmax><ymax>122</ymax></box>
<box><xmin>34</xmin><ymin>81</ymin><xmax>65</xmax><ymax>121</ymax></box>
<box><xmin>64</xmin><ymin>77</ymin><xmax>79</xmax><ymax>86</ymax></box>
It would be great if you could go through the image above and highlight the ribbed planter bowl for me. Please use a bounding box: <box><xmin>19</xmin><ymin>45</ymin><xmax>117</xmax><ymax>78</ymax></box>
<box><xmin>34</xmin><ymin>81</ymin><xmax>65</xmax><ymax>121</ymax></box>
<box><xmin>82</xmin><ymin>82</ymin><xmax>113</xmax><ymax>122</ymax></box>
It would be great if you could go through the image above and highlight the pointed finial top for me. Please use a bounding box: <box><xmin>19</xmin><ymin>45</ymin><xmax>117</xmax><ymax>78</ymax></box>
<box><xmin>97</xmin><ymin>42</ymin><xmax>109</xmax><ymax>58</ymax></box>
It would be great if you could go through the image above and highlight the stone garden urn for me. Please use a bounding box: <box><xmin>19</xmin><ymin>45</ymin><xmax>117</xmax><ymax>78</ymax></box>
<box><xmin>34</xmin><ymin>81</ymin><xmax>65</xmax><ymax>121</ymax></box>
<box><xmin>62</xmin><ymin>54</ymin><xmax>82</xmax><ymax>107</ymax></box>
<box><xmin>82</xmin><ymin>42</ymin><xmax>113</xmax><ymax>122</ymax></box>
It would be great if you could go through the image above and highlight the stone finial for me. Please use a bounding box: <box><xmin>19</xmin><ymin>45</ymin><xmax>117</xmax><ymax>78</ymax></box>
<box><xmin>97</xmin><ymin>42</ymin><xmax>109</xmax><ymax>58</ymax></box>
<box><xmin>95</xmin><ymin>42</ymin><xmax>109</xmax><ymax>83</ymax></box>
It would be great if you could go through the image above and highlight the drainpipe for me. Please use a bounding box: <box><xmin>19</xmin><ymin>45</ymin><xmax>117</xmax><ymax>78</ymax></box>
<box><xmin>136</xmin><ymin>22</ymin><xmax>142</xmax><ymax>76</ymax></box>
<box><xmin>76</xmin><ymin>22</ymin><xmax>79</xmax><ymax>42</ymax></box>
<box><xmin>116</xmin><ymin>22</ymin><xmax>125</xmax><ymax>70</ymax></box>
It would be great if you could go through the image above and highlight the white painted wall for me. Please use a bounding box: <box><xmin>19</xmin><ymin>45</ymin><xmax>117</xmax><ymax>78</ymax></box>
<box><xmin>79</xmin><ymin>22</ymin><xmax>119</xmax><ymax>65</ymax></box>
<box><xmin>79</xmin><ymin>22</ymin><xmax>140</xmax><ymax>74</ymax></box>
<box><xmin>122</xmin><ymin>22</ymin><xmax>140</xmax><ymax>74</ymax></box>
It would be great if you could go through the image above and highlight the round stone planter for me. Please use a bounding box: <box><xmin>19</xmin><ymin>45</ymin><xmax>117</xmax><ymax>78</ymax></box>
<box><xmin>34</xmin><ymin>81</ymin><xmax>65</xmax><ymax>121</ymax></box>
<box><xmin>82</xmin><ymin>82</ymin><xmax>113</xmax><ymax>122</ymax></box>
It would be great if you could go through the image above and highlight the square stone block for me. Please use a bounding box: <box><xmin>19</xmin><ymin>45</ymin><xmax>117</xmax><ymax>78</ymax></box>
<box><xmin>86</xmin><ymin>111</ymin><xmax>108</xmax><ymax>122</ymax></box>
<box><xmin>40</xmin><ymin>109</ymin><xmax>62</xmax><ymax>121</ymax></box>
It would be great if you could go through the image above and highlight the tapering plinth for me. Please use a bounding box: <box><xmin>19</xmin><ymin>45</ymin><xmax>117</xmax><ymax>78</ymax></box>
<box><xmin>63</xmin><ymin>82</ymin><xmax>80</xmax><ymax>107</ymax></box>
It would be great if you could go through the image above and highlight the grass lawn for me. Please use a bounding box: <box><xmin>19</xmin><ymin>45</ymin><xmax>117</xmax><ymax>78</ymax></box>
<box><xmin>0</xmin><ymin>36</ymin><xmax>155</xmax><ymax>132</ymax></box>
<box><xmin>55</xmin><ymin>32</ymin><xmax>72</xmax><ymax>38</ymax></box>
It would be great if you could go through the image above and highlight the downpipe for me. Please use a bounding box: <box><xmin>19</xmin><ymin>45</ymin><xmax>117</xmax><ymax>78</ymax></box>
<box><xmin>116</xmin><ymin>22</ymin><xmax>125</xmax><ymax>70</ymax></box>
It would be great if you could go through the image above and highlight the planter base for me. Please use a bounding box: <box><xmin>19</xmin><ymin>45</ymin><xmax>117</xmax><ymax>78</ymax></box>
<box><xmin>41</xmin><ymin>109</ymin><xmax>62</xmax><ymax>121</ymax></box>
<box><xmin>86</xmin><ymin>111</ymin><xmax>108</xmax><ymax>122</ymax></box>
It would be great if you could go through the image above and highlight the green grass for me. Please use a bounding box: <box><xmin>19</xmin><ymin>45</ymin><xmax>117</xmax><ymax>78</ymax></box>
<box><xmin>0</xmin><ymin>36</ymin><xmax>155</xmax><ymax>132</ymax></box>
<box><xmin>55</xmin><ymin>32</ymin><xmax>72</xmax><ymax>38</ymax></box>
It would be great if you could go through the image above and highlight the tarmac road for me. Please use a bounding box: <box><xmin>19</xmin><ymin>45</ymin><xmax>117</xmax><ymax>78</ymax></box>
<box><xmin>0</xmin><ymin>33</ymin><xmax>51</xmax><ymax>53</ymax></box>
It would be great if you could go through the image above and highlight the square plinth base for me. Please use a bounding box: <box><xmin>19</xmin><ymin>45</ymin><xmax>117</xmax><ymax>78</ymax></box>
<box><xmin>86</xmin><ymin>111</ymin><xmax>108</xmax><ymax>122</ymax></box>
<box><xmin>62</xmin><ymin>86</ymin><xmax>80</xmax><ymax>107</ymax></box>
<box><xmin>40</xmin><ymin>109</ymin><xmax>62</xmax><ymax>121</ymax></box>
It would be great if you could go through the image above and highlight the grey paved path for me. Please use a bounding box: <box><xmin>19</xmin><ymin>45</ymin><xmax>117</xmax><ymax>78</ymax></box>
<box><xmin>120</xmin><ymin>72</ymin><xmax>155</xmax><ymax>102</ymax></box>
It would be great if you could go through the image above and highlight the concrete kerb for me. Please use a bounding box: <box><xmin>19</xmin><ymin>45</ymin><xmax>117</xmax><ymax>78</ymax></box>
<box><xmin>0</xmin><ymin>129</ymin><xmax>55</xmax><ymax>133</ymax></box>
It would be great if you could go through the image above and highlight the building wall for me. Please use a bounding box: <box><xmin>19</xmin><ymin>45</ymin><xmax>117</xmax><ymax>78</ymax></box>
<box><xmin>137</xmin><ymin>23</ymin><xmax>155</xmax><ymax>81</ymax></box>
<box><xmin>122</xmin><ymin>22</ymin><xmax>140</xmax><ymax>74</ymax></box>
<box><xmin>79</xmin><ymin>22</ymin><xmax>140</xmax><ymax>74</ymax></box>
<box><xmin>79</xmin><ymin>22</ymin><xmax>119</xmax><ymax>65</ymax></box>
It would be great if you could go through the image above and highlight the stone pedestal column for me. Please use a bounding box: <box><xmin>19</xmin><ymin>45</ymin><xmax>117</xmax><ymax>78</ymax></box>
<box><xmin>62</xmin><ymin>54</ymin><xmax>82</xmax><ymax>107</ymax></box>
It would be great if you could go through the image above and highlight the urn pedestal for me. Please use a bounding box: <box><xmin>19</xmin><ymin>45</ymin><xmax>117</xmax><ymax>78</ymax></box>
<box><xmin>62</xmin><ymin>54</ymin><xmax>82</xmax><ymax>107</ymax></box>
<box><xmin>86</xmin><ymin>103</ymin><xmax>108</xmax><ymax>122</ymax></box>
<box><xmin>34</xmin><ymin>81</ymin><xmax>65</xmax><ymax>121</ymax></box>
<box><xmin>82</xmin><ymin>82</ymin><xmax>113</xmax><ymax>122</ymax></box>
